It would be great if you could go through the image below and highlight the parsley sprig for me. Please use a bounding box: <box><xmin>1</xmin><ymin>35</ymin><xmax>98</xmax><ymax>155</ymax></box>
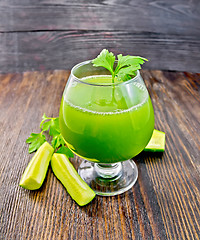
<box><xmin>92</xmin><ymin>49</ymin><xmax>148</xmax><ymax>83</ymax></box>
<box><xmin>26</xmin><ymin>114</ymin><xmax>74</xmax><ymax>158</ymax></box>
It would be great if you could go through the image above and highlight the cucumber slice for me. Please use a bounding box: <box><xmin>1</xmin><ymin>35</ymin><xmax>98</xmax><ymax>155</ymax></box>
<box><xmin>144</xmin><ymin>129</ymin><xmax>165</xmax><ymax>152</ymax></box>
<box><xmin>51</xmin><ymin>153</ymin><xmax>96</xmax><ymax>206</ymax></box>
<box><xmin>19</xmin><ymin>142</ymin><xmax>54</xmax><ymax>190</ymax></box>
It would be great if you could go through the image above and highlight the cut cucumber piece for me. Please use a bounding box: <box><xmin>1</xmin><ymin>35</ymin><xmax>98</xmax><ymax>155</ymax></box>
<box><xmin>19</xmin><ymin>142</ymin><xmax>54</xmax><ymax>190</ymax></box>
<box><xmin>51</xmin><ymin>153</ymin><xmax>96</xmax><ymax>206</ymax></box>
<box><xmin>144</xmin><ymin>129</ymin><xmax>165</xmax><ymax>152</ymax></box>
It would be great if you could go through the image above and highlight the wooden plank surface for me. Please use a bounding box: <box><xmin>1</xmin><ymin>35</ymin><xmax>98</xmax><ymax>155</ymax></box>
<box><xmin>0</xmin><ymin>70</ymin><xmax>200</xmax><ymax>240</ymax></box>
<box><xmin>1</xmin><ymin>31</ymin><xmax>200</xmax><ymax>74</ymax></box>
<box><xmin>0</xmin><ymin>0</ymin><xmax>200</xmax><ymax>73</ymax></box>
<box><xmin>0</xmin><ymin>0</ymin><xmax>199</xmax><ymax>34</ymax></box>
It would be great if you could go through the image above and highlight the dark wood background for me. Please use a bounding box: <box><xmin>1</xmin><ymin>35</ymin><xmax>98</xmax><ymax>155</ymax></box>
<box><xmin>0</xmin><ymin>0</ymin><xmax>200</xmax><ymax>73</ymax></box>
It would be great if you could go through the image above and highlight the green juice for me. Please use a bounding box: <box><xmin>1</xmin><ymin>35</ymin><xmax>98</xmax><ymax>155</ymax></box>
<box><xmin>59</xmin><ymin>75</ymin><xmax>154</xmax><ymax>163</ymax></box>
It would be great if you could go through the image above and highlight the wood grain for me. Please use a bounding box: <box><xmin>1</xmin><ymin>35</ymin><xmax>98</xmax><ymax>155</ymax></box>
<box><xmin>0</xmin><ymin>0</ymin><xmax>199</xmax><ymax>35</ymax></box>
<box><xmin>0</xmin><ymin>70</ymin><xmax>200</xmax><ymax>240</ymax></box>
<box><xmin>0</xmin><ymin>31</ymin><xmax>200</xmax><ymax>74</ymax></box>
<box><xmin>0</xmin><ymin>0</ymin><xmax>200</xmax><ymax>73</ymax></box>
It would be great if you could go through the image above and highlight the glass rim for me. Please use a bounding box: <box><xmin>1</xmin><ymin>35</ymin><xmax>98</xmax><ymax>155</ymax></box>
<box><xmin>71</xmin><ymin>60</ymin><xmax>141</xmax><ymax>87</ymax></box>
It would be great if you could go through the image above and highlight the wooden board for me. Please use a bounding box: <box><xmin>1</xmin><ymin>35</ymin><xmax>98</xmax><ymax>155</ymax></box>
<box><xmin>0</xmin><ymin>0</ymin><xmax>200</xmax><ymax>73</ymax></box>
<box><xmin>0</xmin><ymin>31</ymin><xmax>200</xmax><ymax>73</ymax></box>
<box><xmin>0</xmin><ymin>70</ymin><xmax>199</xmax><ymax>239</ymax></box>
<box><xmin>0</xmin><ymin>0</ymin><xmax>200</xmax><ymax>35</ymax></box>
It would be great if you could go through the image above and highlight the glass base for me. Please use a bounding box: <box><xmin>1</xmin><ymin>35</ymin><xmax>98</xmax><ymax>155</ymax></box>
<box><xmin>78</xmin><ymin>160</ymin><xmax>138</xmax><ymax>196</ymax></box>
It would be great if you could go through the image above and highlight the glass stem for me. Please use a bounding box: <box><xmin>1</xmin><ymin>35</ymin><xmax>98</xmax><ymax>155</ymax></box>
<box><xmin>94</xmin><ymin>163</ymin><xmax>122</xmax><ymax>179</ymax></box>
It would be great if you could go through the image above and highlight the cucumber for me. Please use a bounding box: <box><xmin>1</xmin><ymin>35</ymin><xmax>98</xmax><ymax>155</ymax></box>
<box><xmin>51</xmin><ymin>153</ymin><xmax>96</xmax><ymax>206</ymax></box>
<box><xmin>19</xmin><ymin>142</ymin><xmax>54</xmax><ymax>190</ymax></box>
<box><xmin>144</xmin><ymin>129</ymin><xmax>165</xmax><ymax>152</ymax></box>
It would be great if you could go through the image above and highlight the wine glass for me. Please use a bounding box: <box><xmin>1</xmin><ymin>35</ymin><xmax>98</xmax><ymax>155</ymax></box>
<box><xmin>59</xmin><ymin>60</ymin><xmax>154</xmax><ymax>196</ymax></box>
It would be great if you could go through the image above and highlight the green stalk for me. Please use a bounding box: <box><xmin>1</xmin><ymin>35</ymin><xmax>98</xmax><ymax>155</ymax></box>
<box><xmin>111</xmin><ymin>73</ymin><xmax>116</xmax><ymax>103</ymax></box>
<box><xmin>19</xmin><ymin>142</ymin><xmax>54</xmax><ymax>190</ymax></box>
<box><xmin>112</xmin><ymin>73</ymin><xmax>115</xmax><ymax>84</ymax></box>
<box><xmin>51</xmin><ymin>153</ymin><xmax>96</xmax><ymax>206</ymax></box>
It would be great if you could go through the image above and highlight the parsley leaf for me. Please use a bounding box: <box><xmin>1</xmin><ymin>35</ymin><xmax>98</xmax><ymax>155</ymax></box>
<box><xmin>51</xmin><ymin>133</ymin><xmax>65</xmax><ymax>150</ymax></box>
<box><xmin>26</xmin><ymin>132</ymin><xmax>46</xmax><ymax>153</ymax></box>
<box><xmin>26</xmin><ymin>114</ymin><xmax>74</xmax><ymax>158</ymax></box>
<box><xmin>40</xmin><ymin>113</ymin><xmax>49</xmax><ymax>129</ymax></box>
<box><xmin>92</xmin><ymin>49</ymin><xmax>116</xmax><ymax>80</ymax></box>
<box><xmin>41</xmin><ymin>121</ymin><xmax>52</xmax><ymax>132</ymax></box>
<box><xmin>49</xmin><ymin>118</ymin><xmax>60</xmax><ymax>136</ymax></box>
<box><xmin>115</xmin><ymin>54</ymin><xmax>147</xmax><ymax>81</ymax></box>
<box><xmin>56</xmin><ymin>146</ymin><xmax>74</xmax><ymax>158</ymax></box>
<box><xmin>92</xmin><ymin>49</ymin><xmax>148</xmax><ymax>83</ymax></box>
